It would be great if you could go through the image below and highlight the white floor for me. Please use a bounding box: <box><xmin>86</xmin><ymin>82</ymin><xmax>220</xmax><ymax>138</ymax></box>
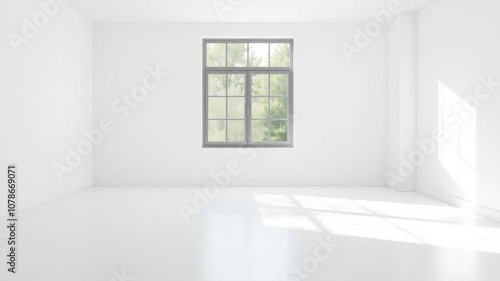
<box><xmin>2</xmin><ymin>186</ymin><xmax>500</xmax><ymax>281</ymax></box>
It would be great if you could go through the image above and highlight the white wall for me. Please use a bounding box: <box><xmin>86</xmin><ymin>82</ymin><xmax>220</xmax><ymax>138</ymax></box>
<box><xmin>417</xmin><ymin>0</ymin><xmax>500</xmax><ymax>214</ymax></box>
<box><xmin>387</xmin><ymin>13</ymin><xmax>417</xmax><ymax>191</ymax></box>
<box><xmin>93</xmin><ymin>23</ymin><xmax>388</xmax><ymax>186</ymax></box>
<box><xmin>0</xmin><ymin>1</ymin><xmax>93</xmax><ymax>212</ymax></box>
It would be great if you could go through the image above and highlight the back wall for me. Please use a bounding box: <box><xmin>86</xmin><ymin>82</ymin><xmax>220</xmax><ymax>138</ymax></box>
<box><xmin>93</xmin><ymin>23</ymin><xmax>388</xmax><ymax>186</ymax></box>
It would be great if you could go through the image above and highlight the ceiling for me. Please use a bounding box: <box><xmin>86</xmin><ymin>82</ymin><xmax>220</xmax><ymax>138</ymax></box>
<box><xmin>70</xmin><ymin>0</ymin><xmax>434</xmax><ymax>23</ymax></box>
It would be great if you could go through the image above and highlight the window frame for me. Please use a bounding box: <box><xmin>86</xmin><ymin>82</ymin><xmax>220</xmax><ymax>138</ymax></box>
<box><xmin>202</xmin><ymin>38</ymin><xmax>294</xmax><ymax>148</ymax></box>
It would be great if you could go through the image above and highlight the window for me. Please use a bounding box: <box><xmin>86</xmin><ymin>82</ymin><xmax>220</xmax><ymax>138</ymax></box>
<box><xmin>203</xmin><ymin>39</ymin><xmax>293</xmax><ymax>147</ymax></box>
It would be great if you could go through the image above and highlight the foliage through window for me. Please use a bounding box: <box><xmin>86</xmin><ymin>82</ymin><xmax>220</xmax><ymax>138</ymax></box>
<box><xmin>203</xmin><ymin>39</ymin><xmax>293</xmax><ymax>147</ymax></box>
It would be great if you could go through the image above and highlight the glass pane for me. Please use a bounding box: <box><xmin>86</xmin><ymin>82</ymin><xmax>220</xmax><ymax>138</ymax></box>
<box><xmin>270</xmin><ymin>120</ymin><xmax>287</xmax><ymax>142</ymax></box>
<box><xmin>270</xmin><ymin>74</ymin><xmax>288</xmax><ymax>95</ymax></box>
<box><xmin>249</xmin><ymin>43</ymin><xmax>269</xmax><ymax>67</ymax></box>
<box><xmin>208</xmin><ymin>97</ymin><xmax>226</xmax><ymax>119</ymax></box>
<box><xmin>227</xmin><ymin>120</ymin><xmax>245</xmax><ymax>142</ymax></box>
<box><xmin>208</xmin><ymin>74</ymin><xmax>226</xmax><ymax>96</ymax></box>
<box><xmin>251</xmin><ymin>120</ymin><xmax>269</xmax><ymax>142</ymax></box>
<box><xmin>270</xmin><ymin>43</ymin><xmax>290</xmax><ymax>67</ymax></box>
<box><xmin>270</xmin><ymin>97</ymin><xmax>287</xmax><ymax>119</ymax></box>
<box><xmin>207</xmin><ymin>43</ymin><xmax>226</xmax><ymax>67</ymax></box>
<box><xmin>251</xmin><ymin>74</ymin><xmax>268</xmax><ymax>96</ymax></box>
<box><xmin>208</xmin><ymin>120</ymin><xmax>226</xmax><ymax>142</ymax></box>
<box><xmin>228</xmin><ymin>97</ymin><xmax>245</xmax><ymax>119</ymax></box>
<box><xmin>252</xmin><ymin>97</ymin><xmax>269</xmax><ymax>119</ymax></box>
<box><xmin>227</xmin><ymin>74</ymin><xmax>245</xmax><ymax>96</ymax></box>
<box><xmin>227</xmin><ymin>43</ymin><xmax>247</xmax><ymax>67</ymax></box>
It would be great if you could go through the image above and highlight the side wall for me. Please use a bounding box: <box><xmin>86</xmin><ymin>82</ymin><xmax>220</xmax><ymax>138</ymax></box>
<box><xmin>0</xmin><ymin>1</ymin><xmax>93</xmax><ymax>212</ymax></box>
<box><xmin>417</xmin><ymin>0</ymin><xmax>500</xmax><ymax>218</ymax></box>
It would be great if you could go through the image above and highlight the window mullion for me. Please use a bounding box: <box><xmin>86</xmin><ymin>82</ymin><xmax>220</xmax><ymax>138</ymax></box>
<box><xmin>268</xmin><ymin>43</ymin><xmax>270</xmax><ymax>67</ymax></box>
<box><xmin>225</xmin><ymin>44</ymin><xmax>228</xmax><ymax>142</ymax></box>
<box><xmin>268</xmin><ymin>73</ymin><xmax>271</xmax><ymax>142</ymax></box>
<box><xmin>290</xmin><ymin>71</ymin><xmax>293</xmax><ymax>145</ymax></box>
<box><xmin>225</xmin><ymin>74</ymin><xmax>228</xmax><ymax>142</ymax></box>
<box><xmin>246</xmin><ymin>71</ymin><xmax>250</xmax><ymax>145</ymax></box>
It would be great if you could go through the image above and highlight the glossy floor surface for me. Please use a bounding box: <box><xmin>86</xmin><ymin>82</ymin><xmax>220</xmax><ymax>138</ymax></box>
<box><xmin>1</xmin><ymin>186</ymin><xmax>500</xmax><ymax>281</ymax></box>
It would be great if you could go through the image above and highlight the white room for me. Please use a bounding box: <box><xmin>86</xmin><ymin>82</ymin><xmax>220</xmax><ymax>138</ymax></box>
<box><xmin>1</xmin><ymin>0</ymin><xmax>500</xmax><ymax>280</ymax></box>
